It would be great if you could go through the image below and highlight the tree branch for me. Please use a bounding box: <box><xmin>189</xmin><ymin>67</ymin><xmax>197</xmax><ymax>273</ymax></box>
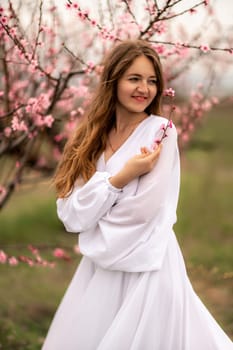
<box><xmin>0</xmin><ymin>138</ymin><xmax>35</xmax><ymax>209</ymax></box>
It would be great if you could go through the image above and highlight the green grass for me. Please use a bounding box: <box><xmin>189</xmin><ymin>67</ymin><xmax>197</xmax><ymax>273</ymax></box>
<box><xmin>176</xmin><ymin>106</ymin><xmax>233</xmax><ymax>272</ymax></box>
<box><xmin>0</xmin><ymin>263</ymin><xmax>78</xmax><ymax>349</ymax></box>
<box><xmin>0</xmin><ymin>105</ymin><xmax>232</xmax><ymax>348</ymax></box>
<box><xmin>0</xmin><ymin>184</ymin><xmax>79</xmax><ymax>348</ymax></box>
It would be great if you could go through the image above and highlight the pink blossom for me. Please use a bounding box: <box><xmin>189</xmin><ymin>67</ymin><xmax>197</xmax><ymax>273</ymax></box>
<box><xmin>53</xmin><ymin>248</ymin><xmax>66</xmax><ymax>258</ymax></box>
<box><xmin>77</xmin><ymin>9</ymin><xmax>88</xmax><ymax>21</ymax></box>
<box><xmin>54</xmin><ymin>133</ymin><xmax>64</xmax><ymax>142</ymax></box>
<box><xmin>181</xmin><ymin>133</ymin><xmax>190</xmax><ymax>142</ymax></box>
<box><xmin>152</xmin><ymin>119</ymin><xmax>173</xmax><ymax>150</ymax></box>
<box><xmin>19</xmin><ymin>255</ymin><xmax>34</xmax><ymax>266</ymax></box>
<box><xmin>40</xmin><ymin>25</ymin><xmax>51</xmax><ymax>33</ymax></box>
<box><xmin>202</xmin><ymin>100</ymin><xmax>212</xmax><ymax>111</ymax></box>
<box><xmin>153</xmin><ymin>44</ymin><xmax>165</xmax><ymax>55</ymax></box>
<box><xmin>176</xmin><ymin>126</ymin><xmax>182</xmax><ymax>135</ymax></box>
<box><xmin>73</xmin><ymin>245</ymin><xmax>81</xmax><ymax>254</ymax></box>
<box><xmin>28</xmin><ymin>245</ymin><xmax>39</xmax><ymax>255</ymax></box>
<box><xmin>9</xmin><ymin>27</ymin><xmax>17</xmax><ymax>36</ymax></box>
<box><xmin>174</xmin><ymin>43</ymin><xmax>189</xmax><ymax>58</ymax></box>
<box><xmin>182</xmin><ymin>116</ymin><xmax>188</xmax><ymax>126</ymax></box>
<box><xmin>211</xmin><ymin>96</ymin><xmax>219</xmax><ymax>105</ymax></box>
<box><xmin>164</xmin><ymin>88</ymin><xmax>175</xmax><ymax>98</ymax></box>
<box><xmin>151</xmin><ymin>139</ymin><xmax>161</xmax><ymax>149</ymax></box>
<box><xmin>77</xmin><ymin>107</ymin><xmax>84</xmax><ymax>115</ymax></box>
<box><xmin>65</xmin><ymin>3</ymin><xmax>72</xmax><ymax>9</ymax></box>
<box><xmin>8</xmin><ymin>256</ymin><xmax>18</xmax><ymax>266</ymax></box>
<box><xmin>152</xmin><ymin>21</ymin><xmax>166</xmax><ymax>35</ymax></box>
<box><xmin>1</xmin><ymin>16</ymin><xmax>7</xmax><ymax>24</ymax></box>
<box><xmin>200</xmin><ymin>44</ymin><xmax>210</xmax><ymax>53</ymax></box>
<box><xmin>44</xmin><ymin>114</ymin><xmax>54</xmax><ymax>128</ymax></box>
<box><xmin>144</xmin><ymin>3</ymin><xmax>156</xmax><ymax>15</ymax></box>
<box><xmin>70</xmin><ymin>110</ymin><xmax>77</xmax><ymax>118</ymax></box>
<box><xmin>65</xmin><ymin>120</ymin><xmax>76</xmax><ymax>133</ymax></box>
<box><xmin>36</xmin><ymin>156</ymin><xmax>47</xmax><ymax>168</ymax></box>
<box><xmin>189</xmin><ymin>8</ymin><xmax>197</xmax><ymax>14</ymax></box>
<box><xmin>85</xmin><ymin>61</ymin><xmax>95</xmax><ymax>73</ymax></box>
<box><xmin>33</xmin><ymin>115</ymin><xmax>47</xmax><ymax>128</ymax></box>
<box><xmin>0</xmin><ymin>250</ymin><xmax>7</xmax><ymax>264</ymax></box>
<box><xmin>53</xmin><ymin>248</ymin><xmax>70</xmax><ymax>261</ymax></box>
<box><xmin>90</xmin><ymin>19</ymin><xmax>97</xmax><ymax>26</ymax></box>
<box><xmin>160</xmin><ymin>123</ymin><xmax>166</xmax><ymax>131</ymax></box>
<box><xmin>4</xmin><ymin>127</ymin><xmax>12</xmax><ymax>137</ymax></box>
<box><xmin>189</xmin><ymin>123</ymin><xmax>194</xmax><ymax>131</ymax></box>
<box><xmin>0</xmin><ymin>186</ymin><xmax>7</xmax><ymax>202</ymax></box>
<box><xmin>11</xmin><ymin>116</ymin><xmax>28</xmax><ymax>132</ymax></box>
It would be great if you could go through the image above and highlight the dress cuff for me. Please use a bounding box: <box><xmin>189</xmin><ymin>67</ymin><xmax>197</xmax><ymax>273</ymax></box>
<box><xmin>105</xmin><ymin>176</ymin><xmax>123</xmax><ymax>193</ymax></box>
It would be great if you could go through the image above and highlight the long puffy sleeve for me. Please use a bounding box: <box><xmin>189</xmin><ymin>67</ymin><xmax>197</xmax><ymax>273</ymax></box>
<box><xmin>56</xmin><ymin>172</ymin><xmax>122</xmax><ymax>233</ymax></box>
<box><xmin>79</xmin><ymin>121</ymin><xmax>181</xmax><ymax>272</ymax></box>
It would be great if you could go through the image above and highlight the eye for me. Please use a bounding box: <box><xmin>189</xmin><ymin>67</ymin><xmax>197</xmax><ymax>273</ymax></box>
<box><xmin>148</xmin><ymin>79</ymin><xmax>157</xmax><ymax>85</ymax></box>
<box><xmin>129</xmin><ymin>77</ymin><xmax>140</xmax><ymax>82</ymax></box>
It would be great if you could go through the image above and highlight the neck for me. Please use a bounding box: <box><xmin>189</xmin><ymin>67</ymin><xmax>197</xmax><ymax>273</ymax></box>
<box><xmin>114</xmin><ymin>111</ymin><xmax>148</xmax><ymax>133</ymax></box>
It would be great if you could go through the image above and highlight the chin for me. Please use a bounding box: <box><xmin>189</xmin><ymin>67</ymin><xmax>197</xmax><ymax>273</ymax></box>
<box><xmin>129</xmin><ymin>107</ymin><xmax>148</xmax><ymax>114</ymax></box>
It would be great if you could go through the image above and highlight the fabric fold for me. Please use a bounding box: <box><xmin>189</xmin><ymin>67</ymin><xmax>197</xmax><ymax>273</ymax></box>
<box><xmin>57</xmin><ymin>171</ymin><xmax>122</xmax><ymax>233</ymax></box>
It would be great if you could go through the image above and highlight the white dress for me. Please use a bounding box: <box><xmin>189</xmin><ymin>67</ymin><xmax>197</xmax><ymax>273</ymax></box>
<box><xmin>42</xmin><ymin>115</ymin><xmax>233</xmax><ymax>350</ymax></box>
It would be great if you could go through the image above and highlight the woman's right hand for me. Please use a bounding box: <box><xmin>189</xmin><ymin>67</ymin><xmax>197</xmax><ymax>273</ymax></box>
<box><xmin>109</xmin><ymin>144</ymin><xmax>162</xmax><ymax>189</ymax></box>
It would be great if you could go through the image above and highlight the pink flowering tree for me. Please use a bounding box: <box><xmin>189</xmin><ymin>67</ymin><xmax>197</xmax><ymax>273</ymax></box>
<box><xmin>0</xmin><ymin>0</ymin><xmax>232</xmax><ymax>264</ymax></box>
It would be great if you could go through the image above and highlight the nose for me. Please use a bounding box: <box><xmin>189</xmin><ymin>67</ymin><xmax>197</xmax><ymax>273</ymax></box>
<box><xmin>136</xmin><ymin>80</ymin><xmax>149</xmax><ymax>94</ymax></box>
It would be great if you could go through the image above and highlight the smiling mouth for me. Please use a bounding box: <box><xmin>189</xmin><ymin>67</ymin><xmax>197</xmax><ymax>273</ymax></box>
<box><xmin>132</xmin><ymin>96</ymin><xmax>148</xmax><ymax>102</ymax></box>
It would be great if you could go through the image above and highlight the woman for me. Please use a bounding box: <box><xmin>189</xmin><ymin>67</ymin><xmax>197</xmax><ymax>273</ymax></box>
<box><xmin>42</xmin><ymin>40</ymin><xmax>232</xmax><ymax>349</ymax></box>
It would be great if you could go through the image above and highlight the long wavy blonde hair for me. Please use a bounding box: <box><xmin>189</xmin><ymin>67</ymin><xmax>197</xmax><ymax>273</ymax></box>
<box><xmin>54</xmin><ymin>39</ymin><xmax>164</xmax><ymax>197</ymax></box>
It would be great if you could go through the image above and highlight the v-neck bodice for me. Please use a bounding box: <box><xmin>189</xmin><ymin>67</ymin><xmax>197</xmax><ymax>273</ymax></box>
<box><xmin>103</xmin><ymin>115</ymin><xmax>155</xmax><ymax>166</ymax></box>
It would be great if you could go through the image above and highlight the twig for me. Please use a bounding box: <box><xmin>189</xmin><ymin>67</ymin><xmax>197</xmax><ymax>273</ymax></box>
<box><xmin>140</xmin><ymin>0</ymin><xmax>205</xmax><ymax>37</ymax></box>
<box><xmin>0</xmin><ymin>104</ymin><xmax>28</xmax><ymax>119</ymax></box>
<box><xmin>31</xmin><ymin>0</ymin><xmax>43</xmax><ymax>60</ymax></box>
<box><xmin>149</xmin><ymin>39</ymin><xmax>233</xmax><ymax>53</ymax></box>
<box><xmin>121</xmin><ymin>0</ymin><xmax>139</xmax><ymax>25</ymax></box>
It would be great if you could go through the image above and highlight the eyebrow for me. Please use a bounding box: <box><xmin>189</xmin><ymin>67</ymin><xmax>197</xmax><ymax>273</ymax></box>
<box><xmin>126</xmin><ymin>73</ymin><xmax>157</xmax><ymax>79</ymax></box>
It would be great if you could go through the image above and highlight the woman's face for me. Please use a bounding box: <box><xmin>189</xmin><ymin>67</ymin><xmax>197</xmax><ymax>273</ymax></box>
<box><xmin>116</xmin><ymin>55</ymin><xmax>158</xmax><ymax>116</ymax></box>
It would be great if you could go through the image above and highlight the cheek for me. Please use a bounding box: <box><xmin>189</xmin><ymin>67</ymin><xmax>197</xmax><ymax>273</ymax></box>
<box><xmin>117</xmin><ymin>81</ymin><xmax>130</xmax><ymax>100</ymax></box>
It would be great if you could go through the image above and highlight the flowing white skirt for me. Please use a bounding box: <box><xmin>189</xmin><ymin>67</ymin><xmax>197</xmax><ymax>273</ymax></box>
<box><xmin>42</xmin><ymin>233</ymin><xmax>233</xmax><ymax>350</ymax></box>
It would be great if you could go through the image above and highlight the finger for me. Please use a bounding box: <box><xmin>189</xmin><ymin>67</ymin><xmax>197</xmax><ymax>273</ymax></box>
<box><xmin>153</xmin><ymin>143</ymin><xmax>162</xmax><ymax>154</ymax></box>
<box><xmin>148</xmin><ymin>144</ymin><xmax>162</xmax><ymax>161</ymax></box>
<box><xmin>140</xmin><ymin>147</ymin><xmax>150</xmax><ymax>155</ymax></box>
<box><xmin>155</xmin><ymin>143</ymin><xmax>162</xmax><ymax>153</ymax></box>
<box><xmin>140</xmin><ymin>147</ymin><xmax>146</xmax><ymax>154</ymax></box>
